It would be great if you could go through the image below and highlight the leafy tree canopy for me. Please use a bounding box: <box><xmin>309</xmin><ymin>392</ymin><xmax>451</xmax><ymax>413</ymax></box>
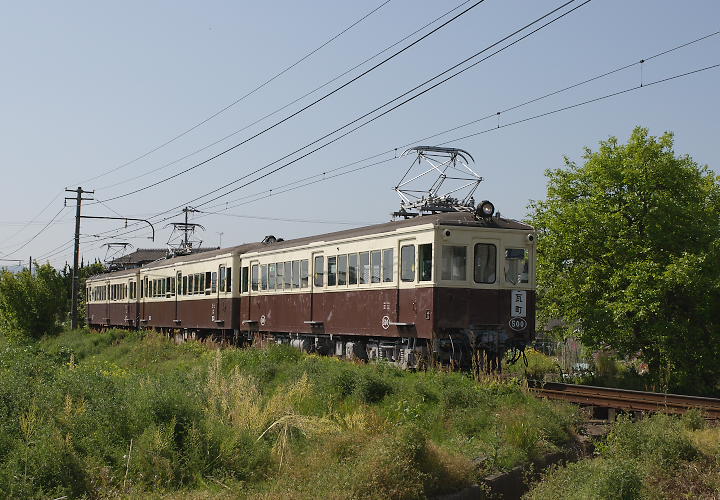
<box><xmin>530</xmin><ymin>127</ymin><xmax>720</xmax><ymax>393</ymax></box>
<box><xmin>0</xmin><ymin>263</ymin><xmax>67</xmax><ymax>342</ymax></box>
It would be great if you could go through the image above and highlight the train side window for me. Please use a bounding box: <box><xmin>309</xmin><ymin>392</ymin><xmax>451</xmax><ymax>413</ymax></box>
<box><xmin>338</xmin><ymin>254</ymin><xmax>347</xmax><ymax>285</ymax></box>
<box><xmin>474</xmin><ymin>243</ymin><xmax>497</xmax><ymax>284</ymax></box>
<box><xmin>370</xmin><ymin>250</ymin><xmax>381</xmax><ymax>283</ymax></box>
<box><xmin>277</xmin><ymin>262</ymin><xmax>285</xmax><ymax>290</ymax></box>
<box><xmin>504</xmin><ymin>248</ymin><xmax>529</xmax><ymax>284</ymax></box>
<box><xmin>348</xmin><ymin>253</ymin><xmax>358</xmax><ymax>285</ymax></box>
<box><xmin>195</xmin><ymin>274</ymin><xmax>201</xmax><ymax>294</ymax></box>
<box><xmin>359</xmin><ymin>252</ymin><xmax>370</xmax><ymax>284</ymax></box>
<box><xmin>261</xmin><ymin>265</ymin><xmax>268</xmax><ymax>290</ymax></box>
<box><xmin>314</xmin><ymin>256</ymin><xmax>324</xmax><ymax>287</ymax></box>
<box><xmin>226</xmin><ymin>267</ymin><xmax>232</xmax><ymax>292</ymax></box>
<box><xmin>401</xmin><ymin>245</ymin><xmax>415</xmax><ymax>282</ymax></box>
<box><xmin>219</xmin><ymin>266</ymin><xmax>226</xmax><ymax>292</ymax></box>
<box><xmin>280</xmin><ymin>262</ymin><xmax>287</xmax><ymax>289</ymax></box>
<box><xmin>419</xmin><ymin>244</ymin><xmax>432</xmax><ymax>281</ymax></box>
<box><xmin>442</xmin><ymin>245</ymin><xmax>467</xmax><ymax>281</ymax></box>
<box><xmin>268</xmin><ymin>263</ymin><xmax>277</xmax><ymax>290</ymax></box>
<box><xmin>328</xmin><ymin>256</ymin><xmax>337</xmax><ymax>286</ymax></box>
<box><xmin>283</xmin><ymin>262</ymin><xmax>292</xmax><ymax>289</ymax></box>
<box><xmin>300</xmin><ymin>260</ymin><xmax>309</xmax><ymax>288</ymax></box>
<box><xmin>211</xmin><ymin>272</ymin><xmax>217</xmax><ymax>293</ymax></box>
<box><xmin>292</xmin><ymin>261</ymin><xmax>300</xmax><ymax>288</ymax></box>
<box><xmin>251</xmin><ymin>265</ymin><xmax>259</xmax><ymax>291</ymax></box>
<box><xmin>382</xmin><ymin>248</ymin><xmax>393</xmax><ymax>283</ymax></box>
<box><xmin>205</xmin><ymin>272</ymin><xmax>212</xmax><ymax>294</ymax></box>
<box><xmin>242</xmin><ymin>267</ymin><xmax>249</xmax><ymax>293</ymax></box>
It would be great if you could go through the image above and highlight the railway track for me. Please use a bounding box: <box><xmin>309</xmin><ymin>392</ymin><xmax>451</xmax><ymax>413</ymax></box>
<box><xmin>529</xmin><ymin>382</ymin><xmax>720</xmax><ymax>419</ymax></box>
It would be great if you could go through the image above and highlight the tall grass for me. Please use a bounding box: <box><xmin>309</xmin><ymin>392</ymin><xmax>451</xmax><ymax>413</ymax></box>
<box><xmin>0</xmin><ymin>329</ymin><xmax>579</xmax><ymax>498</ymax></box>
<box><xmin>526</xmin><ymin>413</ymin><xmax>720</xmax><ymax>500</ymax></box>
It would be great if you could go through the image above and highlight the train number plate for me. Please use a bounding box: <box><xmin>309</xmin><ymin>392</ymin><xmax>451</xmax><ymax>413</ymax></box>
<box><xmin>509</xmin><ymin>317</ymin><xmax>527</xmax><ymax>331</ymax></box>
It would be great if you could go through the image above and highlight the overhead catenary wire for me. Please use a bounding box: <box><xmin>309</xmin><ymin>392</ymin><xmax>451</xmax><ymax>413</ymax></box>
<box><xmin>95</xmin><ymin>0</ymin><xmax>477</xmax><ymax>192</ymax></box>
<box><xmin>92</xmin><ymin>0</ymin><xmax>491</xmax><ymax>205</ymax></box>
<box><xmin>72</xmin><ymin>0</ymin><xmax>583</xmax><ymax>247</ymax></box>
<box><xmin>66</xmin><ymin>59</ymin><xmax>720</xmax><ymax>262</ymax></box>
<box><xmin>188</xmin><ymin>0</ymin><xmax>592</xmax><ymax>210</ymax></box>
<box><xmin>39</xmin><ymin>29</ymin><xmax>719</xmax><ymax>262</ymax></box>
<box><xmin>92</xmin><ymin>0</ymin><xmax>586</xmax><ymax>244</ymax></box>
<box><xmin>438</xmin><ymin>63</ymin><xmax>720</xmax><ymax>146</ymax></box>
<box><xmin>72</xmin><ymin>0</ymin><xmax>394</xmax><ymax>187</ymax></box>
<box><xmin>196</xmin><ymin>28</ymin><xmax>720</xmax><ymax>213</ymax></box>
<box><xmin>195</xmin><ymin>210</ymin><xmax>378</xmax><ymax>226</ymax></box>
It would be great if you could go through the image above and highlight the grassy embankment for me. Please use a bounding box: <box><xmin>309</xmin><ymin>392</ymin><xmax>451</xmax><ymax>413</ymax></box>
<box><xmin>526</xmin><ymin>412</ymin><xmax>720</xmax><ymax>499</ymax></box>
<box><xmin>0</xmin><ymin>329</ymin><xmax>580</xmax><ymax>499</ymax></box>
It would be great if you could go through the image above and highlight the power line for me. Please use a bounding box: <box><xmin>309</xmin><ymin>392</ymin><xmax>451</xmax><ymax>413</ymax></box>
<box><xmin>95</xmin><ymin>0</ymin><xmax>476</xmax><ymax>192</ymax></box>
<box><xmin>2</xmin><ymin>206</ymin><xmax>67</xmax><ymax>258</ymax></box>
<box><xmin>203</xmin><ymin>28</ymin><xmax>720</xmax><ymax>214</ymax></box>
<box><xmin>437</xmin><ymin>63</ymin><xmax>720</xmax><ymax>146</ymax></box>
<box><xmin>83</xmin><ymin>59</ymin><xmax>719</xmax><ymax>254</ymax></box>
<box><xmin>92</xmin><ymin>0</ymin><xmax>490</xmax><ymax>205</ymax></box>
<box><xmin>44</xmin><ymin>0</ymin><xmax>597</xmax><ymax>249</ymax></box>
<box><xmin>0</xmin><ymin>191</ymin><xmax>63</xmax><ymax>251</ymax></box>
<box><xmin>189</xmin><ymin>0</ymin><xmax>591</xmax><ymax>210</ymax></box>
<box><xmin>72</xmin><ymin>0</ymin><xmax>394</xmax><ymax>186</ymax></box>
<box><xmin>196</xmin><ymin>210</ymin><xmax>378</xmax><ymax>226</ymax></box>
<box><xmin>43</xmin><ymin>32</ymin><xmax>718</xmax><ymax>259</ymax></box>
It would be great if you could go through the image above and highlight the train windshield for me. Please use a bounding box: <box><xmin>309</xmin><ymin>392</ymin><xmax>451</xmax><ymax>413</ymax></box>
<box><xmin>504</xmin><ymin>248</ymin><xmax>529</xmax><ymax>285</ymax></box>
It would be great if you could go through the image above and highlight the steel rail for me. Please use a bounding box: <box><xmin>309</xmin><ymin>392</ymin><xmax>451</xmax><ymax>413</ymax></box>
<box><xmin>529</xmin><ymin>382</ymin><xmax>720</xmax><ymax>418</ymax></box>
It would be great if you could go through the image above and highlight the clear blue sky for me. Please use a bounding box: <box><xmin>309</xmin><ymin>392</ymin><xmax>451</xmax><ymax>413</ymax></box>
<box><xmin>0</xmin><ymin>0</ymin><xmax>718</xmax><ymax>268</ymax></box>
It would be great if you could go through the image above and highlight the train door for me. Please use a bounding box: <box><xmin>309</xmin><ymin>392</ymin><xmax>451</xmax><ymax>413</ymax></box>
<box><xmin>471</xmin><ymin>236</ymin><xmax>502</xmax><ymax>325</ymax></box>
<box><xmin>140</xmin><ymin>276</ymin><xmax>148</xmax><ymax>324</ymax></box>
<box><xmin>104</xmin><ymin>280</ymin><xmax>111</xmax><ymax>326</ymax></box>
<box><xmin>126</xmin><ymin>278</ymin><xmax>132</xmax><ymax>325</ymax></box>
<box><xmin>174</xmin><ymin>271</ymin><xmax>182</xmax><ymax>325</ymax></box>
<box><xmin>397</xmin><ymin>239</ymin><xmax>417</xmax><ymax>326</ymax></box>
<box><xmin>310</xmin><ymin>251</ymin><xmax>324</xmax><ymax>324</ymax></box>
<box><xmin>216</xmin><ymin>264</ymin><xmax>228</xmax><ymax>326</ymax></box>
<box><xmin>247</xmin><ymin>259</ymin><xmax>259</xmax><ymax>324</ymax></box>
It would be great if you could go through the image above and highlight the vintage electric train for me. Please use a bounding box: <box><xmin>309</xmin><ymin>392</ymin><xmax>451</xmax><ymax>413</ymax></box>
<box><xmin>86</xmin><ymin>210</ymin><xmax>536</xmax><ymax>370</ymax></box>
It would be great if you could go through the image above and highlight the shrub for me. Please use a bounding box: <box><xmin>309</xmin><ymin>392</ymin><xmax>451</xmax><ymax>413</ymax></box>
<box><xmin>600</xmin><ymin>414</ymin><xmax>697</xmax><ymax>470</ymax></box>
<box><xmin>353</xmin><ymin>371</ymin><xmax>393</xmax><ymax>404</ymax></box>
<box><xmin>527</xmin><ymin>458</ymin><xmax>642</xmax><ymax>500</ymax></box>
<box><xmin>0</xmin><ymin>264</ymin><xmax>66</xmax><ymax>341</ymax></box>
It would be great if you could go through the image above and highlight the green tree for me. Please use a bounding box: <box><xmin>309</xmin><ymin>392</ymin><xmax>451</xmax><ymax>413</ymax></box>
<box><xmin>0</xmin><ymin>263</ymin><xmax>67</xmax><ymax>341</ymax></box>
<box><xmin>62</xmin><ymin>261</ymin><xmax>106</xmax><ymax>327</ymax></box>
<box><xmin>530</xmin><ymin>127</ymin><xmax>720</xmax><ymax>393</ymax></box>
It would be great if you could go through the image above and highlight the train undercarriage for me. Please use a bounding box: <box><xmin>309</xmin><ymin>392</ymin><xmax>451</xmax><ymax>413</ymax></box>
<box><xmin>91</xmin><ymin>323</ymin><xmax>528</xmax><ymax>373</ymax></box>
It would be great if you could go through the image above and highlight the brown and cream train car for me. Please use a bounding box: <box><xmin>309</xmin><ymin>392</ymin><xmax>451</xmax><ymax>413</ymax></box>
<box><xmin>86</xmin><ymin>211</ymin><xmax>535</xmax><ymax>368</ymax></box>
<box><xmin>86</xmin><ymin>268</ymin><xmax>140</xmax><ymax>329</ymax></box>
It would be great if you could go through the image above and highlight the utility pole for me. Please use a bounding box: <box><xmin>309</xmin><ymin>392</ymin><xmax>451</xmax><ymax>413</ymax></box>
<box><xmin>65</xmin><ymin>187</ymin><xmax>94</xmax><ymax>329</ymax></box>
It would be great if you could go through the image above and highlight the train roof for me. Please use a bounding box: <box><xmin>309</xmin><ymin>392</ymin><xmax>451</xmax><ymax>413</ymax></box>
<box><xmin>244</xmin><ymin>211</ymin><xmax>532</xmax><ymax>255</ymax></box>
<box><xmin>87</xmin><ymin>212</ymin><xmax>532</xmax><ymax>280</ymax></box>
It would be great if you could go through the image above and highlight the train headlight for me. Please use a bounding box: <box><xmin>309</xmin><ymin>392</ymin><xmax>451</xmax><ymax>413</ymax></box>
<box><xmin>478</xmin><ymin>200</ymin><xmax>494</xmax><ymax>217</ymax></box>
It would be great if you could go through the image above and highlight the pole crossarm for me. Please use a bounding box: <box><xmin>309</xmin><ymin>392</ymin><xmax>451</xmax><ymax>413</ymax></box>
<box><xmin>79</xmin><ymin>216</ymin><xmax>155</xmax><ymax>241</ymax></box>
